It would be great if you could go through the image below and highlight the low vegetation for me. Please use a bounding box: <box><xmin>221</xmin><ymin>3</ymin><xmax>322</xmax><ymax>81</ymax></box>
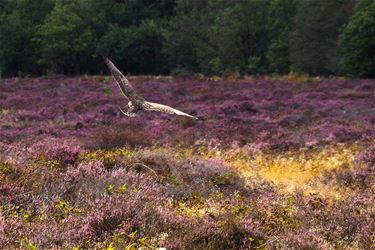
<box><xmin>0</xmin><ymin>76</ymin><xmax>374</xmax><ymax>249</ymax></box>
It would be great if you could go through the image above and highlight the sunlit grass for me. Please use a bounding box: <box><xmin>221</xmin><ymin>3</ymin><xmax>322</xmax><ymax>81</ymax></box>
<box><xmin>150</xmin><ymin>143</ymin><xmax>361</xmax><ymax>199</ymax></box>
<box><xmin>223</xmin><ymin>143</ymin><xmax>360</xmax><ymax>198</ymax></box>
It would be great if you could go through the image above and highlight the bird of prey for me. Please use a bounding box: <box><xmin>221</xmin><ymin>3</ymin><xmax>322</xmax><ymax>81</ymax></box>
<box><xmin>104</xmin><ymin>58</ymin><xmax>198</xmax><ymax>119</ymax></box>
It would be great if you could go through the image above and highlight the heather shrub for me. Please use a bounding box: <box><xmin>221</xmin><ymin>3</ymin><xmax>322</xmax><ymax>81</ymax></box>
<box><xmin>1</xmin><ymin>76</ymin><xmax>374</xmax><ymax>249</ymax></box>
<box><xmin>300</xmin><ymin>194</ymin><xmax>373</xmax><ymax>249</ymax></box>
<box><xmin>1</xmin><ymin>77</ymin><xmax>373</xmax><ymax>148</ymax></box>
<box><xmin>13</xmin><ymin>110</ymin><xmax>43</xmax><ymax>122</ymax></box>
<box><xmin>356</xmin><ymin>139</ymin><xmax>375</xmax><ymax>166</ymax></box>
<box><xmin>167</xmin><ymin>217</ymin><xmax>250</xmax><ymax>249</ymax></box>
<box><xmin>169</xmin><ymin>158</ymin><xmax>245</xmax><ymax>198</ymax></box>
<box><xmin>78</xmin><ymin>148</ymin><xmax>136</xmax><ymax>170</ymax></box>
<box><xmin>125</xmin><ymin>150</ymin><xmax>173</xmax><ymax>177</ymax></box>
<box><xmin>0</xmin><ymin>215</ymin><xmax>4</xmax><ymax>238</ymax></box>
<box><xmin>132</xmin><ymin>150</ymin><xmax>246</xmax><ymax>200</ymax></box>
<box><xmin>31</xmin><ymin>138</ymin><xmax>81</xmax><ymax>165</ymax></box>
<box><xmin>87</xmin><ymin>127</ymin><xmax>152</xmax><ymax>150</ymax></box>
<box><xmin>179</xmin><ymin>116</ymin><xmax>199</xmax><ymax>129</ymax></box>
<box><xmin>0</xmin><ymin>161</ymin><xmax>12</xmax><ymax>175</ymax></box>
<box><xmin>321</xmin><ymin>140</ymin><xmax>375</xmax><ymax>191</ymax></box>
<box><xmin>1</xmin><ymin>161</ymin><xmax>170</xmax><ymax>249</ymax></box>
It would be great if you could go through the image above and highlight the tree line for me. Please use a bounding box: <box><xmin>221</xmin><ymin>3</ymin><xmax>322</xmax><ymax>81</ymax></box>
<box><xmin>0</xmin><ymin>0</ymin><xmax>374</xmax><ymax>78</ymax></box>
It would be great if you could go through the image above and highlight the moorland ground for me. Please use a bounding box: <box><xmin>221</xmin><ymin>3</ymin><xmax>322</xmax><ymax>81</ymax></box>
<box><xmin>0</xmin><ymin>76</ymin><xmax>374</xmax><ymax>249</ymax></box>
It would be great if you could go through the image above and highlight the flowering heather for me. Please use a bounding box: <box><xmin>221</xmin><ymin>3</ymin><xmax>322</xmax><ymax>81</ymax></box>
<box><xmin>0</xmin><ymin>76</ymin><xmax>374</xmax><ymax>249</ymax></box>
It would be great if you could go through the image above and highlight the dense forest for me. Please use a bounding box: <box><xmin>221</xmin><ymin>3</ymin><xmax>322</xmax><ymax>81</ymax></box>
<box><xmin>0</xmin><ymin>0</ymin><xmax>374</xmax><ymax>77</ymax></box>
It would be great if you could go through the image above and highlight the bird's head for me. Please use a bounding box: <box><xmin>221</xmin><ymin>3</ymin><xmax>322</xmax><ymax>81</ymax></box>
<box><xmin>127</xmin><ymin>101</ymin><xmax>134</xmax><ymax>109</ymax></box>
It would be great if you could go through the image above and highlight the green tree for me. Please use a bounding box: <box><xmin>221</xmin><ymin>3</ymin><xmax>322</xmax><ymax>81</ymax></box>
<box><xmin>266</xmin><ymin>0</ymin><xmax>298</xmax><ymax>74</ymax></box>
<box><xmin>340</xmin><ymin>0</ymin><xmax>375</xmax><ymax>77</ymax></box>
<box><xmin>0</xmin><ymin>0</ymin><xmax>53</xmax><ymax>76</ymax></box>
<box><xmin>163</xmin><ymin>0</ymin><xmax>213</xmax><ymax>74</ymax></box>
<box><xmin>214</xmin><ymin>0</ymin><xmax>270</xmax><ymax>74</ymax></box>
<box><xmin>164</xmin><ymin>0</ymin><xmax>271</xmax><ymax>75</ymax></box>
<box><xmin>93</xmin><ymin>0</ymin><xmax>173</xmax><ymax>74</ymax></box>
<box><xmin>98</xmin><ymin>19</ymin><xmax>167</xmax><ymax>74</ymax></box>
<box><xmin>290</xmin><ymin>0</ymin><xmax>351</xmax><ymax>75</ymax></box>
<box><xmin>37</xmin><ymin>0</ymin><xmax>173</xmax><ymax>75</ymax></box>
<box><xmin>36</xmin><ymin>0</ymin><xmax>101</xmax><ymax>74</ymax></box>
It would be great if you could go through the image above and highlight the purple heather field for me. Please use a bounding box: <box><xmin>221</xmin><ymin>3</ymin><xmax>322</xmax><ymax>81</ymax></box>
<box><xmin>0</xmin><ymin>75</ymin><xmax>374</xmax><ymax>249</ymax></box>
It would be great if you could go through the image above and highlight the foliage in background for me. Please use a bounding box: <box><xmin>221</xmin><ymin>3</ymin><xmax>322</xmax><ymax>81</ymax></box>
<box><xmin>164</xmin><ymin>0</ymin><xmax>271</xmax><ymax>75</ymax></box>
<box><xmin>1</xmin><ymin>0</ymin><xmax>374</xmax><ymax>77</ymax></box>
<box><xmin>36</xmin><ymin>0</ymin><xmax>171</xmax><ymax>75</ymax></box>
<box><xmin>98</xmin><ymin>19</ymin><xmax>167</xmax><ymax>75</ymax></box>
<box><xmin>36</xmin><ymin>0</ymin><xmax>100</xmax><ymax>74</ymax></box>
<box><xmin>266</xmin><ymin>0</ymin><xmax>298</xmax><ymax>74</ymax></box>
<box><xmin>289</xmin><ymin>0</ymin><xmax>355</xmax><ymax>75</ymax></box>
<box><xmin>0</xmin><ymin>0</ymin><xmax>53</xmax><ymax>76</ymax></box>
<box><xmin>214</xmin><ymin>0</ymin><xmax>270</xmax><ymax>74</ymax></box>
<box><xmin>94</xmin><ymin>0</ymin><xmax>173</xmax><ymax>75</ymax></box>
<box><xmin>163</xmin><ymin>0</ymin><xmax>213</xmax><ymax>74</ymax></box>
<box><xmin>340</xmin><ymin>0</ymin><xmax>375</xmax><ymax>77</ymax></box>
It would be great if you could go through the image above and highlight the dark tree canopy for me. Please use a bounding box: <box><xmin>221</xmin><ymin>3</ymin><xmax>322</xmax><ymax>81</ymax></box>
<box><xmin>340</xmin><ymin>0</ymin><xmax>375</xmax><ymax>77</ymax></box>
<box><xmin>0</xmin><ymin>0</ymin><xmax>372</xmax><ymax>78</ymax></box>
<box><xmin>290</xmin><ymin>0</ymin><xmax>354</xmax><ymax>75</ymax></box>
<box><xmin>267</xmin><ymin>0</ymin><xmax>299</xmax><ymax>74</ymax></box>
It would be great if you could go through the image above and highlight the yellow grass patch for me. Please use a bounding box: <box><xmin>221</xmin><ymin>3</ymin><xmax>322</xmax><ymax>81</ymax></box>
<box><xmin>220</xmin><ymin>144</ymin><xmax>361</xmax><ymax>198</ymax></box>
<box><xmin>142</xmin><ymin>143</ymin><xmax>361</xmax><ymax>199</ymax></box>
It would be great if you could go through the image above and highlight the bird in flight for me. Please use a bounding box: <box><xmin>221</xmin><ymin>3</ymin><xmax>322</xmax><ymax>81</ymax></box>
<box><xmin>104</xmin><ymin>58</ymin><xmax>198</xmax><ymax>119</ymax></box>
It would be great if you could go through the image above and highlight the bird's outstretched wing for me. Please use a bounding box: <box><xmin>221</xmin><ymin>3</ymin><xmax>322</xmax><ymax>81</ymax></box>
<box><xmin>104</xmin><ymin>58</ymin><xmax>142</xmax><ymax>101</ymax></box>
<box><xmin>142</xmin><ymin>101</ymin><xmax>198</xmax><ymax>119</ymax></box>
